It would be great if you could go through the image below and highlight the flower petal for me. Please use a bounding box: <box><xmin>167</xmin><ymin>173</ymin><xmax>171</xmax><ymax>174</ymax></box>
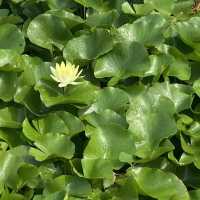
<box><xmin>50</xmin><ymin>67</ymin><xmax>56</xmax><ymax>75</ymax></box>
<box><xmin>74</xmin><ymin>65</ymin><xmax>79</xmax><ymax>75</ymax></box>
<box><xmin>58</xmin><ymin>82</ymin><xmax>68</xmax><ymax>87</ymax></box>
<box><xmin>56</xmin><ymin>63</ymin><xmax>60</xmax><ymax>71</ymax></box>
<box><xmin>61</xmin><ymin>61</ymin><xmax>66</xmax><ymax>70</ymax></box>
<box><xmin>51</xmin><ymin>61</ymin><xmax>82</xmax><ymax>88</ymax></box>
<box><xmin>76</xmin><ymin>69</ymin><xmax>83</xmax><ymax>79</ymax></box>
<box><xmin>70</xmin><ymin>81</ymin><xmax>83</xmax><ymax>85</ymax></box>
<box><xmin>50</xmin><ymin>74</ymin><xmax>59</xmax><ymax>82</ymax></box>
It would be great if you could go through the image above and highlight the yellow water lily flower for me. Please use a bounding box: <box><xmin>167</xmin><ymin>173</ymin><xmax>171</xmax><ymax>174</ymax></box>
<box><xmin>50</xmin><ymin>61</ymin><xmax>82</xmax><ymax>88</ymax></box>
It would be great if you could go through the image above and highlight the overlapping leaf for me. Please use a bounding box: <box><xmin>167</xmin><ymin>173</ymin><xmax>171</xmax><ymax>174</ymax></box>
<box><xmin>94</xmin><ymin>41</ymin><xmax>150</xmax><ymax>80</ymax></box>
<box><xmin>22</xmin><ymin>111</ymin><xmax>83</xmax><ymax>161</ymax></box>
<box><xmin>0</xmin><ymin>0</ymin><xmax>199</xmax><ymax>199</ymax></box>
<box><xmin>63</xmin><ymin>28</ymin><xmax>114</xmax><ymax>63</ymax></box>
<box><xmin>82</xmin><ymin>111</ymin><xmax>135</xmax><ymax>179</ymax></box>
<box><xmin>27</xmin><ymin>13</ymin><xmax>72</xmax><ymax>50</ymax></box>
<box><xmin>131</xmin><ymin>167</ymin><xmax>190</xmax><ymax>200</ymax></box>
<box><xmin>0</xmin><ymin>24</ymin><xmax>25</xmax><ymax>53</ymax></box>
<box><xmin>126</xmin><ymin>83</ymin><xmax>177</xmax><ymax>160</ymax></box>
<box><xmin>117</xmin><ymin>14</ymin><xmax>166</xmax><ymax>45</ymax></box>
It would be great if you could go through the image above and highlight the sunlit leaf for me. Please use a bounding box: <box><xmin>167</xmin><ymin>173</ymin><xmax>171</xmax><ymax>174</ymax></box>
<box><xmin>117</xmin><ymin>14</ymin><xmax>166</xmax><ymax>45</ymax></box>
<box><xmin>82</xmin><ymin>111</ymin><xmax>135</xmax><ymax>179</ymax></box>
<box><xmin>27</xmin><ymin>13</ymin><xmax>72</xmax><ymax>50</ymax></box>
<box><xmin>0</xmin><ymin>107</ymin><xmax>25</xmax><ymax>128</ymax></box>
<box><xmin>94</xmin><ymin>41</ymin><xmax>150</xmax><ymax>80</ymax></box>
<box><xmin>0</xmin><ymin>72</ymin><xmax>18</xmax><ymax>102</ymax></box>
<box><xmin>35</xmin><ymin>80</ymin><xmax>99</xmax><ymax>107</ymax></box>
<box><xmin>63</xmin><ymin>28</ymin><xmax>114</xmax><ymax>62</ymax></box>
<box><xmin>0</xmin><ymin>24</ymin><xmax>25</xmax><ymax>53</ymax></box>
<box><xmin>126</xmin><ymin>84</ymin><xmax>177</xmax><ymax>159</ymax></box>
<box><xmin>47</xmin><ymin>9</ymin><xmax>84</xmax><ymax>29</ymax></box>
<box><xmin>131</xmin><ymin>167</ymin><xmax>190</xmax><ymax>200</ymax></box>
